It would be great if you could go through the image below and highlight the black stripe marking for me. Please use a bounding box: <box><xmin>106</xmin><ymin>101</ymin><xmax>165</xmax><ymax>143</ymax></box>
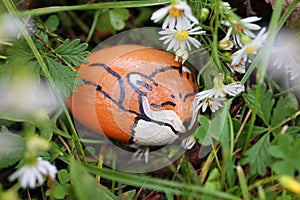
<box><xmin>82</xmin><ymin>79</ymin><xmax>139</xmax><ymax>116</ymax></box>
<box><xmin>89</xmin><ymin>63</ymin><xmax>125</xmax><ymax>105</ymax></box>
<box><xmin>183</xmin><ymin>92</ymin><xmax>196</xmax><ymax>102</ymax></box>
<box><xmin>150</xmin><ymin>101</ymin><xmax>176</xmax><ymax>108</ymax></box>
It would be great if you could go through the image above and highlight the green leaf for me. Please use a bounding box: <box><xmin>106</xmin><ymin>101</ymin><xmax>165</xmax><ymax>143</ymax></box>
<box><xmin>45</xmin><ymin>57</ymin><xmax>84</xmax><ymax>97</ymax></box>
<box><xmin>241</xmin><ymin>134</ymin><xmax>272</xmax><ymax>176</ymax></box>
<box><xmin>97</xmin><ymin>11</ymin><xmax>112</xmax><ymax>32</ymax></box>
<box><xmin>244</xmin><ymin>84</ymin><xmax>275</xmax><ymax>125</ymax></box>
<box><xmin>271</xmin><ymin>93</ymin><xmax>298</xmax><ymax>128</ymax></box>
<box><xmin>45</xmin><ymin>15</ymin><xmax>60</xmax><ymax>32</ymax></box>
<box><xmin>109</xmin><ymin>8</ymin><xmax>129</xmax><ymax>30</ymax></box>
<box><xmin>58</xmin><ymin>169</ymin><xmax>71</xmax><ymax>184</ymax></box>
<box><xmin>233</xmin><ymin>119</ymin><xmax>267</xmax><ymax>148</ymax></box>
<box><xmin>46</xmin><ymin>179</ymin><xmax>68</xmax><ymax>199</ymax></box>
<box><xmin>268</xmin><ymin>134</ymin><xmax>300</xmax><ymax>176</ymax></box>
<box><xmin>54</xmin><ymin>39</ymin><xmax>90</xmax><ymax>68</ymax></box>
<box><xmin>118</xmin><ymin>190</ymin><xmax>136</xmax><ymax>200</ymax></box>
<box><xmin>0</xmin><ymin>133</ymin><xmax>26</xmax><ymax>170</ymax></box>
<box><xmin>195</xmin><ymin>115</ymin><xmax>211</xmax><ymax>145</ymax></box>
<box><xmin>196</xmin><ymin>100</ymin><xmax>232</xmax><ymax>145</ymax></box>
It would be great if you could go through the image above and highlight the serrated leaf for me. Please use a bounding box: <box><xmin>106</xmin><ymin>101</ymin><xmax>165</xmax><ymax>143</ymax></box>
<box><xmin>268</xmin><ymin>134</ymin><xmax>300</xmax><ymax>176</ymax></box>
<box><xmin>45</xmin><ymin>57</ymin><xmax>84</xmax><ymax>97</ymax></box>
<box><xmin>233</xmin><ymin>119</ymin><xmax>267</xmax><ymax>148</ymax></box>
<box><xmin>45</xmin><ymin>15</ymin><xmax>60</xmax><ymax>32</ymax></box>
<box><xmin>109</xmin><ymin>8</ymin><xmax>129</xmax><ymax>30</ymax></box>
<box><xmin>0</xmin><ymin>133</ymin><xmax>26</xmax><ymax>170</ymax></box>
<box><xmin>244</xmin><ymin>84</ymin><xmax>275</xmax><ymax>125</ymax></box>
<box><xmin>271</xmin><ymin>94</ymin><xmax>298</xmax><ymax>128</ymax></box>
<box><xmin>55</xmin><ymin>39</ymin><xmax>90</xmax><ymax>68</ymax></box>
<box><xmin>241</xmin><ymin>134</ymin><xmax>272</xmax><ymax>176</ymax></box>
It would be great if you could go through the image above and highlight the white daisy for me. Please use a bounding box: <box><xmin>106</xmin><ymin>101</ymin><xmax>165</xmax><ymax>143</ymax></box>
<box><xmin>222</xmin><ymin>16</ymin><xmax>262</xmax><ymax>46</ymax></box>
<box><xmin>195</xmin><ymin>82</ymin><xmax>245</xmax><ymax>101</ymax></box>
<box><xmin>159</xmin><ymin>23</ymin><xmax>205</xmax><ymax>52</ymax></box>
<box><xmin>151</xmin><ymin>1</ymin><xmax>199</xmax><ymax>29</ymax></box>
<box><xmin>219</xmin><ymin>28</ymin><xmax>234</xmax><ymax>50</ymax></box>
<box><xmin>193</xmin><ymin>81</ymin><xmax>244</xmax><ymax>113</ymax></box>
<box><xmin>196</xmin><ymin>97</ymin><xmax>226</xmax><ymax>113</ymax></box>
<box><xmin>9</xmin><ymin>157</ymin><xmax>57</xmax><ymax>189</ymax></box>
<box><xmin>231</xmin><ymin>28</ymin><xmax>268</xmax><ymax>65</ymax></box>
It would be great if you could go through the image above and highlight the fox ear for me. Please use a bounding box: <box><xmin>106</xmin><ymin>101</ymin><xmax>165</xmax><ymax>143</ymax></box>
<box><xmin>127</xmin><ymin>72</ymin><xmax>158</xmax><ymax>95</ymax></box>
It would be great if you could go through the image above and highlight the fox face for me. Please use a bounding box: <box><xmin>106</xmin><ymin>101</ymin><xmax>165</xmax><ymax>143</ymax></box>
<box><xmin>69</xmin><ymin>45</ymin><xmax>198</xmax><ymax>146</ymax></box>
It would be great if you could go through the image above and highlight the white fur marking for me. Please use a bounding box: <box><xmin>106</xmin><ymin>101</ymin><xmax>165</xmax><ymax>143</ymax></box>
<box><xmin>182</xmin><ymin>66</ymin><xmax>191</xmax><ymax>74</ymax></box>
<box><xmin>142</xmin><ymin>96</ymin><xmax>186</xmax><ymax>133</ymax></box>
<box><xmin>133</xmin><ymin>120</ymin><xmax>178</xmax><ymax>146</ymax></box>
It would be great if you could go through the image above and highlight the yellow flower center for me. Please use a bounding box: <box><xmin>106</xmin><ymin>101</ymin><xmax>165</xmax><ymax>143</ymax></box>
<box><xmin>169</xmin><ymin>6</ymin><xmax>183</xmax><ymax>17</ymax></box>
<box><xmin>219</xmin><ymin>40</ymin><xmax>231</xmax><ymax>49</ymax></box>
<box><xmin>245</xmin><ymin>45</ymin><xmax>259</xmax><ymax>54</ymax></box>
<box><xmin>175</xmin><ymin>30</ymin><xmax>189</xmax><ymax>41</ymax></box>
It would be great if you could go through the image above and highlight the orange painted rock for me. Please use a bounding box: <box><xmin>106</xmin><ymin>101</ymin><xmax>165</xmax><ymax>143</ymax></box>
<box><xmin>68</xmin><ymin>45</ymin><xmax>198</xmax><ymax>146</ymax></box>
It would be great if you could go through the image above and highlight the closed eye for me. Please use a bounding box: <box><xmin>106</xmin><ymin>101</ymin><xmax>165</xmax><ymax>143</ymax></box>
<box><xmin>150</xmin><ymin>101</ymin><xmax>176</xmax><ymax>108</ymax></box>
<box><xmin>183</xmin><ymin>92</ymin><xmax>195</xmax><ymax>102</ymax></box>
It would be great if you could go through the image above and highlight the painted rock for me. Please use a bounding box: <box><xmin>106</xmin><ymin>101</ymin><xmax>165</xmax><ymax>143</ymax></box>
<box><xmin>68</xmin><ymin>45</ymin><xmax>198</xmax><ymax>146</ymax></box>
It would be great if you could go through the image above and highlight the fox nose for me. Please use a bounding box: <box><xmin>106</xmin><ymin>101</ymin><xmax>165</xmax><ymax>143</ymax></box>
<box><xmin>183</xmin><ymin>118</ymin><xmax>192</xmax><ymax>128</ymax></box>
<box><xmin>183</xmin><ymin>117</ymin><xmax>198</xmax><ymax>132</ymax></box>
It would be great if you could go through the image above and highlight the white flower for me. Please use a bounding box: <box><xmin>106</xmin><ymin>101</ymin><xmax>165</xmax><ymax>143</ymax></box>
<box><xmin>175</xmin><ymin>49</ymin><xmax>189</xmax><ymax>64</ymax></box>
<box><xmin>196</xmin><ymin>82</ymin><xmax>245</xmax><ymax>101</ymax></box>
<box><xmin>228</xmin><ymin>61</ymin><xmax>246</xmax><ymax>74</ymax></box>
<box><xmin>222</xmin><ymin>16</ymin><xmax>261</xmax><ymax>37</ymax></box>
<box><xmin>193</xmin><ymin>81</ymin><xmax>244</xmax><ymax>113</ymax></box>
<box><xmin>9</xmin><ymin>157</ymin><xmax>57</xmax><ymax>189</ymax></box>
<box><xmin>159</xmin><ymin>23</ymin><xmax>205</xmax><ymax>52</ymax></box>
<box><xmin>231</xmin><ymin>28</ymin><xmax>268</xmax><ymax>65</ymax></box>
<box><xmin>219</xmin><ymin>29</ymin><xmax>234</xmax><ymax>50</ymax></box>
<box><xmin>196</xmin><ymin>97</ymin><xmax>226</xmax><ymax>113</ymax></box>
<box><xmin>222</xmin><ymin>16</ymin><xmax>262</xmax><ymax>46</ymax></box>
<box><xmin>151</xmin><ymin>1</ymin><xmax>199</xmax><ymax>29</ymax></box>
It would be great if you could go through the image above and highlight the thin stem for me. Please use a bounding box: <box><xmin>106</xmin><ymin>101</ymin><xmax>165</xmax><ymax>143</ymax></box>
<box><xmin>86</xmin><ymin>9</ymin><xmax>101</xmax><ymax>43</ymax></box>
<box><xmin>0</xmin><ymin>55</ymin><xmax>7</xmax><ymax>60</ymax></box>
<box><xmin>21</xmin><ymin>0</ymin><xmax>171</xmax><ymax>16</ymax></box>
<box><xmin>0</xmin><ymin>41</ymin><xmax>13</xmax><ymax>46</ymax></box>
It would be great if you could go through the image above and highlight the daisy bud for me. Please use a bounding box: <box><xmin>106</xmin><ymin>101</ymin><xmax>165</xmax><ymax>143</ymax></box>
<box><xmin>27</xmin><ymin>135</ymin><xmax>50</xmax><ymax>153</ymax></box>
<box><xmin>199</xmin><ymin>8</ymin><xmax>210</xmax><ymax>21</ymax></box>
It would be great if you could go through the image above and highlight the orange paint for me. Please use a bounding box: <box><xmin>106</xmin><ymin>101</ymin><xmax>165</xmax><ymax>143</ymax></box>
<box><xmin>68</xmin><ymin>45</ymin><xmax>198</xmax><ymax>144</ymax></box>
